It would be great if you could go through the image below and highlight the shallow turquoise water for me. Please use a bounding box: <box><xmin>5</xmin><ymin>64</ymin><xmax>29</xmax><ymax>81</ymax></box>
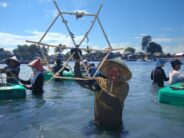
<box><xmin>0</xmin><ymin>61</ymin><xmax>184</xmax><ymax>138</ymax></box>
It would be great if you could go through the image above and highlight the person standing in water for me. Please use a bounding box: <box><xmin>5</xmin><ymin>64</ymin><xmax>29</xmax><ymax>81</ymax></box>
<box><xmin>19</xmin><ymin>58</ymin><xmax>44</xmax><ymax>95</ymax></box>
<box><xmin>52</xmin><ymin>58</ymin><xmax>70</xmax><ymax>76</ymax></box>
<box><xmin>151</xmin><ymin>59</ymin><xmax>169</xmax><ymax>87</ymax></box>
<box><xmin>169</xmin><ymin>59</ymin><xmax>184</xmax><ymax>84</ymax></box>
<box><xmin>72</xmin><ymin>48</ymin><xmax>132</xmax><ymax>130</ymax></box>
<box><xmin>0</xmin><ymin>56</ymin><xmax>20</xmax><ymax>84</ymax></box>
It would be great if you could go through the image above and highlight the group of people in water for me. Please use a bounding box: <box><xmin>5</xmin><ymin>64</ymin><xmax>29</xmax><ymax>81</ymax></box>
<box><xmin>1</xmin><ymin>49</ymin><xmax>184</xmax><ymax>130</ymax></box>
<box><xmin>151</xmin><ymin>58</ymin><xmax>184</xmax><ymax>88</ymax></box>
<box><xmin>0</xmin><ymin>56</ymin><xmax>45</xmax><ymax>95</ymax></box>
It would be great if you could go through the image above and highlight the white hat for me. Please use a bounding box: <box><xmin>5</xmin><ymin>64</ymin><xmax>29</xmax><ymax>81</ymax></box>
<box><xmin>5</xmin><ymin>56</ymin><xmax>20</xmax><ymax>66</ymax></box>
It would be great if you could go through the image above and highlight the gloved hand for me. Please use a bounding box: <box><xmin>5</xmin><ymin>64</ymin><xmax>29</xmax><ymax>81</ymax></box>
<box><xmin>70</xmin><ymin>48</ymin><xmax>82</xmax><ymax>60</ymax></box>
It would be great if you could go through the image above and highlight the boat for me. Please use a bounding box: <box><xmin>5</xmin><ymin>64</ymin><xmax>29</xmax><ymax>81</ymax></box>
<box><xmin>0</xmin><ymin>84</ymin><xmax>26</xmax><ymax>100</ymax></box>
<box><xmin>158</xmin><ymin>82</ymin><xmax>184</xmax><ymax>106</ymax></box>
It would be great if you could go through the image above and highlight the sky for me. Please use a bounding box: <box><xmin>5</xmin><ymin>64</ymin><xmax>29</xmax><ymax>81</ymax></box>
<box><xmin>0</xmin><ymin>0</ymin><xmax>184</xmax><ymax>55</ymax></box>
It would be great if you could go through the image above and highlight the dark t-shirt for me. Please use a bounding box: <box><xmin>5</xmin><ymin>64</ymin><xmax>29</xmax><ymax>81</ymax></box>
<box><xmin>151</xmin><ymin>67</ymin><xmax>169</xmax><ymax>87</ymax></box>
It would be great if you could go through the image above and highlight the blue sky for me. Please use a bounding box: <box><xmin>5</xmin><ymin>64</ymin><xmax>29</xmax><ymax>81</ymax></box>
<box><xmin>0</xmin><ymin>0</ymin><xmax>184</xmax><ymax>54</ymax></box>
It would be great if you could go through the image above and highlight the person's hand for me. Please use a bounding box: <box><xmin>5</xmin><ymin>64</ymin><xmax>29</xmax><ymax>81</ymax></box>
<box><xmin>48</xmin><ymin>66</ymin><xmax>52</xmax><ymax>71</ymax></box>
<box><xmin>55</xmin><ymin>73</ymin><xmax>60</xmax><ymax>76</ymax></box>
<box><xmin>24</xmin><ymin>84</ymin><xmax>31</xmax><ymax>89</ymax></box>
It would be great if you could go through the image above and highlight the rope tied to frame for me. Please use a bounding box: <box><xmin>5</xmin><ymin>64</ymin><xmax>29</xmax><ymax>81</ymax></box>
<box><xmin>75</xmin><ymin>11</ymin><xmax>84</xmax><ymax>19</ymax></box>
<box><xmin>62</xmin><ymin>19</ymin><xmax>67</xmax><ymax>24</ymax></box>
<box><xmin>70</xmin><ymin>32</ymin><xmax>75</xmax><ymax>38</ymax></box>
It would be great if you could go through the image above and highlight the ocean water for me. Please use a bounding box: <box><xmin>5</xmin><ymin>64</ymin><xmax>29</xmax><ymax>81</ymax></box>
<box><xmin>0</xmin><ymin>61</ymin><xmax>184</xmax><ymax>138</ymax></box>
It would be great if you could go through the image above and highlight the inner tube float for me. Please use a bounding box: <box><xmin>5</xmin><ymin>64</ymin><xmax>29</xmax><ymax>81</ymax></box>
<box><xmin>158</xmin><ymin>82</ymin><xmax>184</xmax><ymax>106</ymax></box>
<box><xmin>0</xmin><ymin>84</ymin><xmax>26</xmax><ymax>101</ymax></box>
<box><xmin>44</xmin><ymin>70</ymin><xmax>74</xmax><ymax>81</ymax></box>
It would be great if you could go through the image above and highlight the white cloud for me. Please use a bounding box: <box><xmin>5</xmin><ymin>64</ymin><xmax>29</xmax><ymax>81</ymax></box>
<box><xmin>1</xmin><ymin>31</ymin><xmax>183</xmax><ymax>55</ymax></box>
<box><xmin>163</xmin><ymin>44</ymin><xmax>184</xmax><ymax>54</ymax></box>
<box><xmin>0</xmin><ymin>31</ymin><xmax>86</xmax><ymax>54</ymax></box>
<box><xmin>0</xmin><ymin>2</ymin><xmax>8</xmax><ymax>8</ymax></box>
<box><xmin>110</xmin><ymin>42</ymin><xmax>135</xmax><ymax>53</ymax></box>
<box><xmin>134</xmin><ymin>33</ymin><xmax>149</xmax><ymax>40</ymax></box>
<box><xmin>153</xmin><ymin>36</ymin><xmax>184</xmax><ymax>44</ymax></box>
<box><xmin>153</xmin><ymin>36</ymin><xmax>184</xmax><ymax>54</ymax></box>
<box><xmin>153</xmin><ymin>37</ymin><xmax>173</xmax><ymax>43</ymax></box>
<box><xmin>134</xmin><ymin>34</ymin><xmax>184</xmax><ymax>54</ymax></box>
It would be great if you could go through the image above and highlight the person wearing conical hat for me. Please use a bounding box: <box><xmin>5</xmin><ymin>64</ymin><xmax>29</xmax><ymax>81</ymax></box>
<box><xmin>151</xmin><ymin>58</ymin><xmax>168</xmax><ymax>87</ymax></box>
<box><xmin>0</xmin><ymin>56</ymin><xmax>20</xmax><ymax>84</ymax></box>
<box><xmin>72</xmin><ymin>48</ymin><xmax>132</xmax><ymax>130</ymax></box>
<box><xmin>19</xmin><ymin>58</ymin><xmax>44</xmax><ymax>95</ymax></box>
<box><xmin>93</xmin><ymin>58</ymin><xmax>131</xmax><ymax>129</ymax></box>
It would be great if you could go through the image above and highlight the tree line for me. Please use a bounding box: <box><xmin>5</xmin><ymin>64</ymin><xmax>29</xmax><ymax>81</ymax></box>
<box><xmin>0</xmin><ymin>35</ymin><xmax>165</xmax><ymax>63</ymax></box>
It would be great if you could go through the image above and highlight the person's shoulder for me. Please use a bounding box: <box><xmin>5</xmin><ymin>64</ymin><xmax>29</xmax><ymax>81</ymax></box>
<box><xmin>173</xmin><ymin>70</ymin><xmax>179</xmax><ymax>74</ymax></box>
<box><xmin>170</xmin><ymin>70</ymin><xmax>180</xmax><ymax>76</ymax></box>
<box><xmin>37</xmin><ymin>72</ymin><xmax>44</xmax><ymax>77</ymax></box>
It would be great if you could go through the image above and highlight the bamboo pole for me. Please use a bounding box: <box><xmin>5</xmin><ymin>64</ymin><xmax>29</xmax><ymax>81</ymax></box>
<box><xmin>53</xmin><ymin>0</ymin><xmax>77</xmax><ymax>46</ymax></box>
<box><xmin>54</xmin><ymin>76</ymin><xmax>91</xmax><ymax>81</ymax></box>
<box><xmin>92</xmin><ymin>50</ymin><xmax>112</xmax><ymax>78</ymax></box>
<box><xmin>26</xmin><ymin>40</ymin><xmax>124</xmax><ymax>52</ymax></box>
<box><xmin>97</xmin><ymin>17</ymin><xmax>112</xmax><ymax>49</ymax></box>
<box><xmin>77</xmin><ymin>52</ymin><xmax>91</xmax><ymax>78</ymax></box>
<box><xmin>36</xmin><ymin>13</ymin><xmax>60</xmax><ymax>68</ymax></box>
<box><xmin>78</xmin><ymin>4</ymin><xmax>102</xmax><ymax>47</ymax></box>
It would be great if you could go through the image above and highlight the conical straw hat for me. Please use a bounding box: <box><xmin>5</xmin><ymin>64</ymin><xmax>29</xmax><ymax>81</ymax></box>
<box><xmin>156</xmin><ymin>59</ymin><xmax>166</xmax><ymax>67</ymax></box>
<box><xmin>28</xmin><ymin>58</ymin><xmax>44</xmax><ymax>71</ymax></box>
<box><xmin>100</xmin><ymin>58</ymin><xmax>132</xmax><ymax>81</ymax></box>
<box><xmin>5</xmin><ymin>56</ymin><xmax>20</xmax><ymax>66</ymax></box>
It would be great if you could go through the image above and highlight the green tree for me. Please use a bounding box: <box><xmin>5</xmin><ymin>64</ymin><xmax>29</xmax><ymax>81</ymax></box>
<box><xmin>141</xmin><ymin>35</ymin><xmax>151</xmax><ymax>52</ymax></box>
<box><xmin>124</xmin><ymin>47</ymin><xmax>136</xmax><ymax>54</ymax></box>
<box><xmin>0</xmin><ymin>48</ymin><xmax>13</xmax><ymax>61</ymax></box>
<box><xmin>147</xmin><ymin>42</ymin><xmax>163</xmax><ymax>54</ymax></box>
<box><xmin>13</xmin><ymin>44</ymin><xmax>48</xmax><ymax>61</ymax></box>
